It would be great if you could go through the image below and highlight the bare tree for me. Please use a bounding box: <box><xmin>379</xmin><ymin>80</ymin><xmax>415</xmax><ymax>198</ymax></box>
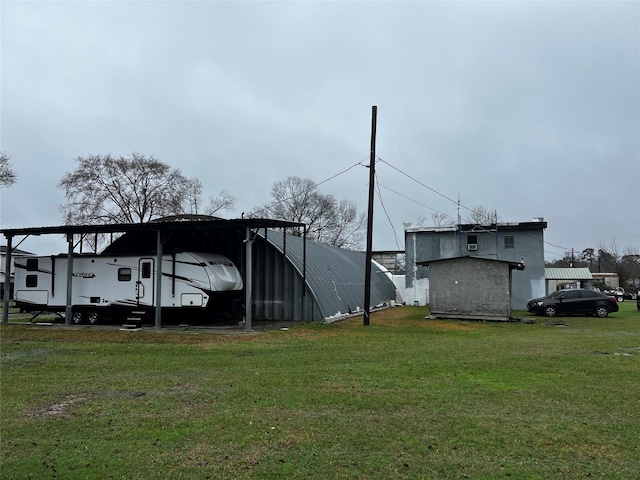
<box><xmin>413</xmin><ymin>216</ymin><xmax>428</xmax><ymax>228</ymax></box>
<box><xmin>60</xmin><ymin>153</ymin><xmax>195</xmax><ymax>225</ymax></box>
<box><xmin>316</xmin><ymin>199</ymin><xmax>366</xmax><ymax>248</ymax></box>
<box><xmin>465</xmin><ymin>205</ymin><xmax>499</xmax><ymax>225</ymax></box>
<box><xmin>205</xmin><ymin>189</ymin><xmax>236</xmax><ymax>217</ymax></box>
<box><xmin>0</xmin><ymin>151</ymin><xmax>17</xmax><ymax>188</ymax></box>
<box><xmin>184</xmin><ymin>178</ymin><xmax>204</xmax><ymax>215</ymax></box>
<box><xmin>431</xmin><ymin>212</ymin><xmax>452</xmax><ymax>226</ymax></box>
<box><xmin>598</xmin><ymin>239</ymin><xmax>640</xmax><ymax>289</ymax></box>
<box><xmin>183</xmin><ymin>179</ymin><xmax>235</xmax><ymax>217</ymax></box>
<box><xmin>597</xmin><ymin>239</ymin><xmax>623</xmax><ymax>273</ymax></box>
<box><xmin>250</xmin><ymin>176</ymin><xmax>366</xmax><ymax>249</ymax></box>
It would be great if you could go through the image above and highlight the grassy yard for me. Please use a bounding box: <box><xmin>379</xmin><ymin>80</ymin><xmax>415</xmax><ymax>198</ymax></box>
<box><xmin>1</xmin><ymin>302</ymin><xmax>639</xmax><ymax>479</ymax></box>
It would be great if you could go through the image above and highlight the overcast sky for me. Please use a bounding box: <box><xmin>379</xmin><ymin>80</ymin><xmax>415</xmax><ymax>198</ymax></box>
<box><xmin>1</xmin><ymin>1</ymin><xmax>638</xmax><ymax>260</ymax></box>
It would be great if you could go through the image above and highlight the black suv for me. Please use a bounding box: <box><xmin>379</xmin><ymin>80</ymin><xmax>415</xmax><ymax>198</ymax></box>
<box><xmin>527</xmin><ymin>289</ymin><xmax>619</xmax><ymax>318</ymax></box>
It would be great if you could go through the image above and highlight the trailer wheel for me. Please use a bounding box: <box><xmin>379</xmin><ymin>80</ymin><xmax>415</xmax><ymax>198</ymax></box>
<box><xmin>71</xmin><ymin>311</ymin><xmax>84</xmax><ymax>325</ymax></box>
<box><xmin>87</xmin><ymin>311</ymin><xmax>100</xmax><ymax>325</ymax></box>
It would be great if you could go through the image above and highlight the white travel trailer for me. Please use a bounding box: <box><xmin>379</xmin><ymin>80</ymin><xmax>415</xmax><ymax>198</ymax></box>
<box><xmin>14</xmin><ymin>251</ymin><xmax>244</xmax><ymax>325</ymax></box>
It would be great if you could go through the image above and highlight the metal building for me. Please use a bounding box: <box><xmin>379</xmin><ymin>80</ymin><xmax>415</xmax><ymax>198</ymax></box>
<box><xmin>2</xmin><ymin>217</ymin><xmax>397</xmax><ymax>328</ymax></box>
<box><xmin>405</xmin><ymin>220</ymin><xmax>547</xmax><ymax>309</ymax></box>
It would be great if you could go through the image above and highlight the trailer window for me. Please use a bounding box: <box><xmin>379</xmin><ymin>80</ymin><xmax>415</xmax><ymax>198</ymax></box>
<box><xmin>26</xmin><ymin>259</ymin><xmax>38</xmax><ymax>271</ymax></box>
<box><xmin>118</xmin><ymin>268</ymin><xmax>132</xmax><ymax>282</ymax></box>
<box><xmin>26</xmin><ymin>275</ymin><xmax>38</xmax><ymax>288</ymax></box>
<box><xmin>141</xmin><ymin>262</ymin><xmax>151</xmax><ymax>279</ymax></box>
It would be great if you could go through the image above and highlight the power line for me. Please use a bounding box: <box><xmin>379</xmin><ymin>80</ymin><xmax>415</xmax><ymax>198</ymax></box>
<box><xmin>374</xmin><ymin>174</ymin><xmax>403</xmax><ymax>250</ymax></box>
<box><xmin>377</xmin><ymin>157</ymin><xmax>475</xmax><ymax>214</ymax></box>
<box><xmin>377</xmin><ymin>183</ymin><xmax>457</xmax><ymax>223</ymax></box>
<box><xmin>314</xmin><ymin>158</ymin><xmax>368</xmax><ymax>189</ymax></box>
<box><xmin>375</xmin><ymin>156</ymin><xmax>578</xmax><ymax>254</ymax></box>
<box><xmin>249</xmin><ymin>158</ymin><xmax>367</xmax><ymax>218</ymax></box>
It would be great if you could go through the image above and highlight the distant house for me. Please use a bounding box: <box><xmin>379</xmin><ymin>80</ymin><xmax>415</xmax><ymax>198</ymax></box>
<box><xmin>418</xmin><ymin>256</ymin><xmax>525</xmax><ymax>321</ymax></box>
<box><xmin>372</xmin><ymin>251</ymin><xmax>406</xmax><ymax>303</ymax></box>
<box><xmin>1</xmin><ymin>246</ymin><xmax>33</xmax><ymax>299</ymax></box>
<box><xmin>591</xmin><ymin>273</ymin><xmax>619</xmax><ymax>290</ymax></box>
<box><xmin>544</xmin><ymin>267</ymin><xmax>593</xmax><ymax>293</ymax></box>
<box><xmin>405</xmin><ymin>219</ymin><xmax>547</xmax><ymax>310</ymax></box>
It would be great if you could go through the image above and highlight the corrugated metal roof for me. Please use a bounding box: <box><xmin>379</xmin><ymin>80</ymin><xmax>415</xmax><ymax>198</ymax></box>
<box><xmin>545</xmin><ymin>267</ymin><xmax>593</xmax><ymax>280</ymax></box>
<box><xmin>80</xmin><ymin>222</ymin><xmax>397</xmax><ymax>321</ymax></box>
<box><xmin>264</xmin><ymin>231</ymin><xmax>397</xmax><ymax>319</ymax></box>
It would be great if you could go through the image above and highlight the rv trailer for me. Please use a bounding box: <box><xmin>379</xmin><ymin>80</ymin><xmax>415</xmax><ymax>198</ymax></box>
<box><xmin>14</xmin><ymin>252</ymin><xmax>244</xmax><ymax>325</ymax></box>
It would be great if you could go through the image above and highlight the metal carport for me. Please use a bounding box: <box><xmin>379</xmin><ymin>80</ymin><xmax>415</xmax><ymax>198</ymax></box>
<box><xmin>1</xmin><ymin>217</ymin><xmax>304</xmax><ymax>331</ymax></box>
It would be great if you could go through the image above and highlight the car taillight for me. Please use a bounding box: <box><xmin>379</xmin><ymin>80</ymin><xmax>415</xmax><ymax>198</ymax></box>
<box><xmin>611</xmin><ymin>297</ymin><xmax>618</xmax><ymax>303</ymax></box>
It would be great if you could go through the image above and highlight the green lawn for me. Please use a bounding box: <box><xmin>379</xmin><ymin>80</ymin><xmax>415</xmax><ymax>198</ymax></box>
<box><xmin>1</xmin><ymin>302</ymin><xmax>639</xmax><ymax>479</ymax></box>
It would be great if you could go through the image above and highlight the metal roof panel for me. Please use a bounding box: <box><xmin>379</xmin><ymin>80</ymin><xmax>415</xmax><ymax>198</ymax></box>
<box><xmin>544</xmin><ymin>268</ymin><xmax>593</xmax><ymax>280</ymax></box>
<box><xmin>264</xmin><ymin>231</ymin><xmax>397</xmax><ymax>319</ymax></box>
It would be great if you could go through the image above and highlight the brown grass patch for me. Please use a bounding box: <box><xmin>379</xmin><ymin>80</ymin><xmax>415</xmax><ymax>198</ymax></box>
<box><xmin>424</xmin><ymin>320</ymin><xmax>485</xmax><ymax>332</ymax></box>
<box><xmin>32</xmin><ymin>395</ymin><xmax>86</xmax><ymax>419</ymax></box>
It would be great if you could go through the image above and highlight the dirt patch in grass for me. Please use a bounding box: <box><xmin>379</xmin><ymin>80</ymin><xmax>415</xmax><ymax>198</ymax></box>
<box><xmin>32</xmin><ymin>395</ymin><xmax>86</xmax><ymax>420</ymax></box>
<box><xmin>423</xmin><ymin>320</ymin><xmax>484</xmax><ymax>332</ymax></box>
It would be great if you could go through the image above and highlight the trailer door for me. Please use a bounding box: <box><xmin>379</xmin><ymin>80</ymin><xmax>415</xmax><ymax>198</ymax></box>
<box><xmin>137</xmin><ymin>258</ymin><xmax>155</xmax><ymax>306</ymax></box>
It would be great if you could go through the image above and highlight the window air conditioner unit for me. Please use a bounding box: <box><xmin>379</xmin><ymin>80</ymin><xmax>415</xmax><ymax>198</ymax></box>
<box><xmin>467</xmin><ymin>244</ymin><xmax>478</xmax><ymax>251</ymax></box>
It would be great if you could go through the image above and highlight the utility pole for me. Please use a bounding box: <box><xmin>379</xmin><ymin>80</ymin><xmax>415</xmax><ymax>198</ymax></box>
<box><xmin>363</xmin><ymin>105</ymin><xmax>377</xmax><ymax>326</ymax></box>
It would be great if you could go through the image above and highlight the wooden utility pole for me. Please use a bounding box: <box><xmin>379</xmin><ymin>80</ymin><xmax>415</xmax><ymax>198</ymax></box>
<box><xmin>363</xmin><ymin>106</ymin><xmax>377</xmax><ymax>326</ymax></box>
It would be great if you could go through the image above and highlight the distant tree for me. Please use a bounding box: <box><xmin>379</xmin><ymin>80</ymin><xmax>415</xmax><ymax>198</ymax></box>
<box><xmin>0</xmin><ymin>151</ymin><xmax>17</xmax><ymax>188</ymax></box>
<box><xmin>250</xmin><ymin>176</ymin><xmax>366</xmax><ymax>250</ymax></box>
<box><xmin>184</xmin><ymin>178</ymin><xmax>235</xmax><ymax>216</ymax></box>
<box><xmin>597</xmin><ymin>239</ymin><xmax>623</xmax><ymax>273</ymax></box>
<box><xmin>597</xmin><ymin>239</ymin><xmax>640</xmax><ymax>289</ymax></box>
<box><xmin>60</xmin><ymin>153</ymin><xmax>190</xmax><ymax>224</ymax></box>
<box><xmin>205</xmin><ymin>189</ymin><xmax>236</xmax><ymax>216</ymax></box>
<box><xmin>620</xmin><ymin>249</ymin><xmax>640</xmax><ymax>290</ymax></box>
<box><xmin>407</xmin><ymin>213</ymin><xmax>453</xmax><ymax>228</ymax></box>
<box><xmin>431</xmin><ymin>212</ymin><xmax>452</xmax><ymax>226</ymax></box>
<box><xmin>59</xmin><ymin>153</ymin><xmax>235</xmax><ymax>225</ymax></box>
<box><xmin>546</xmin><ymin>251</ymin><xmax>586</xmax><ymax>268</ymax></box>
<box><xmin>184</xmin><ymin>178</ymin><xmax>204</xmax><ymax>215</ymax></box>
<box><xmin>582</xmin><ymin>248</ymin><xmax>596</xmax><ymax>269</ymax></box>
<box><xmin>413</xmin><ymin>215</ymin><xmax>428</xmax><ymax>228</ymax></box>
<box><xmin>465</xmin><ymin>205</ymin><xmax>499</xmax><ymax>225</ymax></box>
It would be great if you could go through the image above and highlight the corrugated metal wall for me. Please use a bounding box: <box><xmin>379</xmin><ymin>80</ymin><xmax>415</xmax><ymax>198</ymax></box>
<box><xmin>251</xmin><ymin>236</ymin><xmax>321</xmax><ymax>321</ymax></box>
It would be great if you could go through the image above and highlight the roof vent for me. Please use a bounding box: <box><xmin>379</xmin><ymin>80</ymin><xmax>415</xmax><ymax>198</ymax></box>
<box><xmin>533</xmin><ymin>217</ymin><xmax>544</xmax><ymax>222</ymax></box>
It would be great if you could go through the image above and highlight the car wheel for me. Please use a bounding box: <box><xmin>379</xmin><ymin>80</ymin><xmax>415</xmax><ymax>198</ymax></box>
<box><xmin>544</xmin><ymin>306</ymin><xmax>557</xmax><ymax>317</ymax></box>
<box><xmin>71</xmin><ymin>311</ymin><xmax>84</xmax><ymax>325</ymax></box>
<box><xmin>616</xmin><ymin>296</ymin><xmax>624</xmax><ymax>302</ymax></box>
<box><xmin>595</xmin><ymin>306</ymin><xmax>609</xmax><ymax>318</ymax></box>
<box><xmin>87</xmin><ymin>311</ymin><xmax>100</xmax><ymax>325</ymax></box>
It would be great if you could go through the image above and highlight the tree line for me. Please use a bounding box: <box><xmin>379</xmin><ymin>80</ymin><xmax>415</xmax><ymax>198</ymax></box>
<box><xmin>3</xmin><ymin>152</ymin><xmax>366</xmax><ymax>250</ymax></box>
<box><xmin>546</xmin><ymin>244</ymin><xmax>640</xmax><ymax>291</ymax></box>
<box><xmin>4</xmin><ymin>151</ymin><xmax>637</xmax><ymax>287</ymax></box>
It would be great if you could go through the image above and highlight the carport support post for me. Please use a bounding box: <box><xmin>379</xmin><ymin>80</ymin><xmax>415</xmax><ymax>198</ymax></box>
<box><xmin>302</xmin><ymin>226</ymin><xmax>307</xmax><ymax>320</ymax></box>
<box><xmin>65</xmin><ymin>234</ymin><xmax>74</xmax><ymax>325</ymax></box>
<box><xmin>244</xmin><ymin>227</ymin><xmax>252</xmax><ymax>332</ymax></box>
<box><xmin>154</xmin><ymin>230</ymin><xmax>163</xmax><ymax>330</ymax></box>
<box><xmin>2</xmin><ymin>235</ymin><xmax>12</xmax><ymax>324</ymax></box>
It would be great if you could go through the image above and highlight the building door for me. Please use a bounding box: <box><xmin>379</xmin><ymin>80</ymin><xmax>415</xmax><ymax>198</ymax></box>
<box><xmin>137</xmin><ymin>258</ymin><xmax>155</xmax><ymax>306</ymax></box>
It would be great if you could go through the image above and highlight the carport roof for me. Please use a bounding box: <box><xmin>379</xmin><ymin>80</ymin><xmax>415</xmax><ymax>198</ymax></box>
<box><xmin>0</xmin><ymin>217</ymin><xmax>304</xmax><ymax>239</ymax></box>
<box><xmin>544</xmin><ymin>267</ymin><xmax>593</xmax><ymax>280</ymax></box>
